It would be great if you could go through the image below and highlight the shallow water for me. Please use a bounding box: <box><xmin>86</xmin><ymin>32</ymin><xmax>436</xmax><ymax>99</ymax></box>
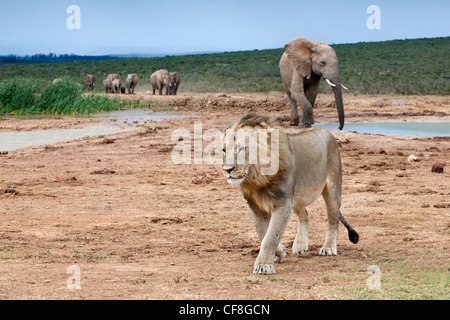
<box><xmin>317</xmin><ymin>122</ymin><xmax>450</xmax><ymax>137</ymax></box>
<box><xmin>0</xmin><ymin>111</ymin><xmax>201</xmax><ymax>152</ymax></box>
<box><xmin>91</xmin><ymin>110</ymin><xmax>201</xmax><ymax>126</ymax></box>
<box><xmin>0</xmin><ymin>127</ymin><xmax>135</xmax><ymax>152</ymax></box>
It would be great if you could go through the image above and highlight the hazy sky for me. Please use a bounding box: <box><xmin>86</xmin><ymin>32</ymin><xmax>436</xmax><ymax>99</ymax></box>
<box><xmin>0</xmin><ymin>0</ymin><xmax>449</xmax><ymax>55</ymax></box>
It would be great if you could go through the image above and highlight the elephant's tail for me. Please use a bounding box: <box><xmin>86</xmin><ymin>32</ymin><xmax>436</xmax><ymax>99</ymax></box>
<box><xmin>338</xmin><ymin>210</ymin><xmax>359</xmax><ymax>244</ymax></box>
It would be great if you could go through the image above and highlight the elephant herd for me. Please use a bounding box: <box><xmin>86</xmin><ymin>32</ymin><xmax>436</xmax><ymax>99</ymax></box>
<box><xmin>83</xmin><ymin>70</ymin><xmax>181</xmax><ymax>96</ymax></box>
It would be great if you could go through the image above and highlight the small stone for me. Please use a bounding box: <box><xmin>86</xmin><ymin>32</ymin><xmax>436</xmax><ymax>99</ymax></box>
<box><xmin>407</xmin><ymin>155</ymin><xmax>419</xmax><ymax>162</ymax></box>
<box><xmin>431</xmin><ymin>163</ymin><xmax>444</xmax><ymax>174</ymax></box>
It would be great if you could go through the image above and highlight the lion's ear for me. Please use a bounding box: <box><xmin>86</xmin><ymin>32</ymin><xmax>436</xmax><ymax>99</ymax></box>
<box><xmin>285</xmin><ymin>37</ymin><xmax>318</xmax><ymax>80</ymax></box>
<box><xmin>255</xmin><ymin>121</ymin><xmax>267</xmax><ymax>129</ymax></box>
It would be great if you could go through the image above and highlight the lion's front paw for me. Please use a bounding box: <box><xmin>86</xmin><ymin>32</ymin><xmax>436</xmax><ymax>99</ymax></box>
<box><xmin>318</xmin><ymin>247</ymin><xmax>337</xmax><ymax>256</ymax></box>
<box><xmin>292</xmin><ymin>242</ymin><xmax>308</xmax><ymax>256</ymax></box>
<box><xmin>253</xmin><ymin>263</ymin><xmax>276</xmax><ymax>275</ymax></box>
<box><xmin>253</xmin><ymin>256</ymin><xmax>276</xmax><ymax>275</ymax></box>
<box><xmin>275</xmin><ymin>244</ymin><xmax>286</xmax><ymax>263</ymax></box>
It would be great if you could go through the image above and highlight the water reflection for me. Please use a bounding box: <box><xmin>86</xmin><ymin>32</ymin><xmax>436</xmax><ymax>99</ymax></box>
<box><xmin>0</xmin><ymin>127</ymin><xmax>135</xmax><ymax>152</ymax></box>
<box><xmin>317</xmin><ymin>122</ymin><xmax>450</xmax><ymax>137</ymax></box>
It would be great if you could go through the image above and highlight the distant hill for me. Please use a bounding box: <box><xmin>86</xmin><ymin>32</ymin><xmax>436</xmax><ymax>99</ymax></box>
<box><xmin>0</xmin><ymin>37</ymin><xmax>448</xmax><ymax>95</ymax></box>
<box><xmin>0</xmin><ymin>53</ymin><xmax>128</xmax><ymax>64</ymax></box>
<box><xmin>0</xmin><ymin>51</ymin><xmax>224</xmax><ymax>64</ymax></box>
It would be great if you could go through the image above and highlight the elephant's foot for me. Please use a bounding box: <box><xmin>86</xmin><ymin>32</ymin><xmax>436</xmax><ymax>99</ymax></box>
<box><xmin>300</xmin><ymin>111</ymin><xmax>315</xmax><ymax>128</ymax></box>
<box><xmin>289</xmin><ymin>116</ymin><xmax>300</xmax><ymax>126</ymax></box>
<box><xmin>299</xmin><ymin>123</ymin><xmax>312</xmax><ymax>129</ymax></box>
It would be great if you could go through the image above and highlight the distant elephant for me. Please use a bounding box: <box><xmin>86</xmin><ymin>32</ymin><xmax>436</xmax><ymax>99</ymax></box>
<box><xmin>103</xmin><ymin>79</ymin><xmax>112</xmax><ymax>93</ymax></box>
<box><xmin>279</xmin><ymin>37</ymin><xmax>346</xmax><ymax>130</ymax></box>
<box><xmin>112</xmin><ymin>78</ymin><xmax>121</xmax><ymax>94</ymax></box>
<box><xmin>84</xmin><ymin>74</ymin><xmax>96</xmax><ymax>91</ymax></box>
<box><xmin>168</xmin><ymin>72</ymin><xmax>180</xmax><ymax>95</ymax></box>
<box><xmin>125</xmin><ymin>73</ymin><xmax>138</xmax><ymax>94</ymax></box>
<box><xmin>103</xmin><ymin>73</ymin><xmax>120</xmax><ymax>93</ymax></box>
<box><xmin>52</xmin><ymin>78</ymin><xmax>62</xmax><ymax>84</ymax></box>
<box><xmin>150</xmin><ymin>69</ymin><xmax>170</xmax><ymax>95</ymax></box>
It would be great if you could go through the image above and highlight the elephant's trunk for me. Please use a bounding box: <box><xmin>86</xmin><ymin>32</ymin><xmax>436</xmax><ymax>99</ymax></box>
<box><xmin>332</xmin><ymin>84</ymin><xmax>345</xmax><ymax>130</ymax></box>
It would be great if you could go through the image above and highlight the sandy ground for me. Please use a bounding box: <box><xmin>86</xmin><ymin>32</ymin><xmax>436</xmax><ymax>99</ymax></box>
<box><xmin>0</xmin><ymin>93</ymin><xmax>449</xmax><ymax>300</ymax></box>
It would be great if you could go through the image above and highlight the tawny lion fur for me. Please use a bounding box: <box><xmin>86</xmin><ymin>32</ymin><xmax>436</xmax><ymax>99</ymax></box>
<box><xmin>222</xmin><ymin>114</ymin><xmax>358</xmax><ymax>275</ymax></box>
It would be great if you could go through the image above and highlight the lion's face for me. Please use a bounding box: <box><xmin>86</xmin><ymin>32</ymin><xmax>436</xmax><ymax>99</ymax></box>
<box><xmin>222</xmin><ymin>122</ymin><xmax>282</xmax><ymax>187</ymax></box>
<box><xmin>222</xmin><ymin>128</ymin><xmax>251</xmax><ymax>186</ymax></box>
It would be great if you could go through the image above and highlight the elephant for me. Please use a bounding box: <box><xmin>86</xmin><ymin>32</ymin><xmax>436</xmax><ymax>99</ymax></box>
<box><xmin>279</xmin><ymin>37</ymin><xmax>346</xmax><ymax>130</ymax></box>
<box><xmin>150</xmin><ymin>69</ymin><xmax>170</xmax><ymax>95</ymax></box>
<box><xmin>103</xmin><ymin>74</ymin><xmax>120</xmax><ymax>93</ymax></box>
<box><xmin>125</xmin><ymin>73</ymin><xmax>138</xmax><ymax>94</ymax></box>
<box><xmin>103</xmin><ymin>79</ymin><xmax>112</xmax><ymax>93</ymax></box>
<box><xmin>168</xmin><ymin>72</ymin><xmax>180</xmax><ymax>95</ymax></box>
<box><xmin>112</xmin><ymin>78</ymin><xmax>121</xmax><ymax>94</ymax></box>
<box><xmin>84</xmin><ymin>74</ymin><xmax>96</xmax><ymax>91</ymax></box>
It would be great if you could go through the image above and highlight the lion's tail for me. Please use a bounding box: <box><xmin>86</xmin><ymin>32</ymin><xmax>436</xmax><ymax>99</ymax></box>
<box><xmin>338</xmin><ymin>211</ymin><xmax>359</xmax><ymax>244</ymax></box>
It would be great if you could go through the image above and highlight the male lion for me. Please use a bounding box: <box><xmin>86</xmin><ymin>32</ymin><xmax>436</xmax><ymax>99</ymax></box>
<box><xmin>222</xmin><ymin>114</ymin><xmax>359</xmax><ymax>275</ymax></box>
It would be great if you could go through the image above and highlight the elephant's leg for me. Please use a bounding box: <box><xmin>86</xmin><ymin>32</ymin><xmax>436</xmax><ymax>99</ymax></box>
<box><xmin>292</xmin><ymin>207</ymin><xmax>309</xmax><ymax>255</ymax></box>
<box><xmin>254</xmin><ymin>205</ymin><xmax>292</xmax><ymax>275</ymax></box>
<box><xmin>291</xmin><ymin>90</ymin><xmax>314</xmax><ymax>128</ymax></box>
<box><xmin>305</xmin><ymin>79</ymin><xmax>319</xmax><ymax>108</ymax></box>
<box><xmin>287</xmin><ymin>94</ymin><xmax>300</xmax><ymax>126</ymax></box>
<box><xmin>290</xmin><ymin>73</ymin><xmax>314</xmax><ymax>128</ymax></box>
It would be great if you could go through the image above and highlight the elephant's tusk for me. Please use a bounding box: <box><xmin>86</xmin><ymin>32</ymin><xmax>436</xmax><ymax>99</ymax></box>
<box><xmin>341</xmin><ymin>84</ymin><xmax>349</xmax><ymax>90</ymax></box>
<box><xmin>325</xmin><ymin>79</ymin><xmax>336</xmax><ymax>87</ymax></box>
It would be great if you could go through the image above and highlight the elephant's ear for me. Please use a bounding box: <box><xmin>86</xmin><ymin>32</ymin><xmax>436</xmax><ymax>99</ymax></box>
<box><xmin>285</xmin><ymin>37</ymin><xmax>318</xmax><ymax>80</ymax></box>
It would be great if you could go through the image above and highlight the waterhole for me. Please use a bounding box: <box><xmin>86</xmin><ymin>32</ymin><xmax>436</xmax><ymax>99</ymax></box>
<box><xmin>0</xmin><ymin>127</ymin><xmax>135</xmax><ymax>152</ymax></box>
<box><xmin>317</xmin><ymin>122</ymin><xmax>449</xmax><ymax>137</ymax></box>
<box><xmin>0</xmin><ymin>111</ymin><xmax>201</xmax><ymax>152</ymax></box>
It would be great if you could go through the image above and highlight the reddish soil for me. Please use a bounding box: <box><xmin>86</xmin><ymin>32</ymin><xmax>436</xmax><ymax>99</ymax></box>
<box><xmin>0</xmin><ymin>93</ymin><xmax>448</xmax><ymax>299</ymax></box>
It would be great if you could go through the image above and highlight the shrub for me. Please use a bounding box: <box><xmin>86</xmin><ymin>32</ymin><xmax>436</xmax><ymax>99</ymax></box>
<box><xmin>35</xmin><ymin>79</ymin><xmax>81</xmax><ymax>114</ymax></box>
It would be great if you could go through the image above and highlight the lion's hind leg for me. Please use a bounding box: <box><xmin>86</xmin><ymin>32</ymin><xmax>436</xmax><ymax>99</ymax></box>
<box><xmin>319</xmin><ymin>184</ymin><xmax>340</xmax><ymax>256</ymax></box>
<box><xmin>293</xmin><ymin>207</ymin><xmax>309</xmax><ymax>256</ymax></box>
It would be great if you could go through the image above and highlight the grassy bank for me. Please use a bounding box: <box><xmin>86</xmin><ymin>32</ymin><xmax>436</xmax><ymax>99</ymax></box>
<box><xmin>0</xmin><ymin>78</ymin><xmax>147</xmax><ymax>115</ymax></box>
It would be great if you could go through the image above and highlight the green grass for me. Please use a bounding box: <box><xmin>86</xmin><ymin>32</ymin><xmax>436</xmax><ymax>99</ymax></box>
<box><xmin>0</xmin><ymin>78</ymin><xmax>39</xmax><ymax>114</ymax></box>
<box><xmin>332</xmin><ymin>259</ymin><xmax>449</xmax><ymax>300</ymax></box>
<box><xmin>0</xmin><ymin>78</ymin><xmax>148</xmax><ymax>115</ymax></box>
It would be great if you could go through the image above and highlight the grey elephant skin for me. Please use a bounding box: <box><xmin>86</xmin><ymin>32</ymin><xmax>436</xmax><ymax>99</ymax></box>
<box><xmin>84</xmin><ymin>75</ymin><xmax>96</xmax><ymax>91</ymax></box>
<box><xmin>168</xmin><ymin>72</ymin><xmax>180</xmax><ymax>95</ymax></box>
<box><xmin>103</xmin><ymin>74</ymin><xmax>120</xmax><ymax>93</ymax></box>
<box><xmin>279</xmin><ymin>37</ymin><xmax>345</xmax><ymax>130</ymax></box>
<box><xmin>150</xmin><ymin>69</ymin><xmax>170</xmax><ymax>95</ymax></box>
<box><xmin>112</xmin><ymin>78</ymin><xmax>121</xmax><ymax>94</ymax></box>
<box><xmin>125</xmin><ymin>73</ymin><xmax>138</xmax><ymax>94</ymax></box>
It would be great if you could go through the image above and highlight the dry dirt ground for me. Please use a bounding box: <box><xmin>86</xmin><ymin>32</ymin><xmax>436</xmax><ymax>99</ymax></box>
<box><xmin>0</xmin><ymin>93</ymin><xmax>449</xmax><ymax>300</ymax></box>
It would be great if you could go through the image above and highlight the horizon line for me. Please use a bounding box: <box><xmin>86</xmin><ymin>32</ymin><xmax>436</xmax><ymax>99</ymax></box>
<box><xmin>1</xmin><ymin>36</ymin><xmax>448</xmax><ymax>58</ymax></box>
